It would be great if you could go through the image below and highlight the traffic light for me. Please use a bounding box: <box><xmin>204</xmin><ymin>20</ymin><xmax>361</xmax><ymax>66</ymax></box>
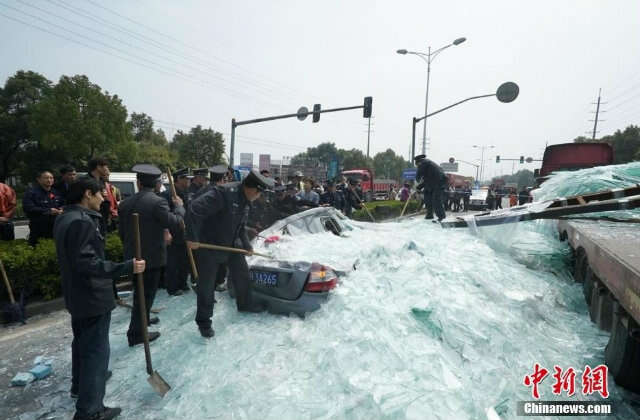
<box><xmin>496</xmin><ymin>155</ymin><xmax>500</xmax><ymax>163</ymax></box>
<box><xmin>520</xmin><ymin>156</ymin><xmax>524</xmax><ymax>164</ymax></box>
<box><xmin>312</xmin><ymin>104</ymin><xmax>321</xmax><ymax>123</ymax></box>
<box><xmin>363</xmin><ymin>96</ymin><xmax>373</xmax><ymax>118</ymax></box>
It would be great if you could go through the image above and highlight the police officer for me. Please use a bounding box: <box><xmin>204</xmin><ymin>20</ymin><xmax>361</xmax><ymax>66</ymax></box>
<box><xmin>54</xmin><ymin>176</ymin><xmax>146</xmax><ymax>420</ymax></box>
<box><xmin>161</xmin><ymin>168</ymin><xmax>191</xmax><ymax>296</ymax></box>
<box><xmin>186</xmin><ymin>169</ymin><xmax>274</xmax><ymax>338</ymax></box>
<box><xmin>320</xmin><ymin>180</ymin><xmax>345</xmax><ymax>211</ymax></box>
<box><xmin>189</xmin><ymin>168</ymin><xmax>209</xmax><ymax>198</ymax></box>
<box><xmin>414</xmin><ymin>154</ymin><xmax>447</xmax><ymax>221</ymax></box>
<box><xmin>209</xmin><ymin>165</ymin><xmax>232</xmax><ymax>292</ymax></box>
<box><xmin>23</xmin><ymin>170</ymin><xmax>64</xmax><ymax>246</ymax></box>
<box><xmin>342</xmin><ymin>178</ymin><xmax>363</xmax><ymax>217</ymax></box>
<box><xmin>118</xmin><ymin>164</ymin><xmax>184</xmax><ymax>347</ymax></box>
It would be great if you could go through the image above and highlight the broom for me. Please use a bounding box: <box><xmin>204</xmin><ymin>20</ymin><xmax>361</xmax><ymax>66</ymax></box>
<box><xmin>1</xmin><ymin>259</ymin><xmax>25</xmax><ymax>324</ymax></box>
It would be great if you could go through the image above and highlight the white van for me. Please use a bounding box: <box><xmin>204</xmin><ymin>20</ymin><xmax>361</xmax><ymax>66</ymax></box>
<box><xmin>108</xmin><ymin>172</ymin><xmax>138</xmax><ymax>200</ymax></box>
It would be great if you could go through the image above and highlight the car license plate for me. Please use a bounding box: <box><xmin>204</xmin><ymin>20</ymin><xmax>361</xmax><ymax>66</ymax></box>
<box><xmin>251</xmin><ymin>270</ymin><xmax>278</xmax><ymax>287</ymax></box>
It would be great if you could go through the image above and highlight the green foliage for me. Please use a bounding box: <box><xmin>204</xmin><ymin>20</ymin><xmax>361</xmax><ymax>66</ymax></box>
<box><xmin>29</xmin><ymin>74</ymin><xmax>135</xmax><ymax>174</ymax></box>
<box><xmin>351</xmin><ymin>200</ymin><xmax>422</xmax><ymax>221</ymax></box>
<box><xmin>290</xmin><ymin>142</ymin><xmax>375</xmax><ymax>174</ymax></box>
<box><xmin>0</xmin><ymin>233</ymin><xmax>123</xmax><ymax>302</ymax></box>
<box><xmin>573</xmin><ymin>125</ymin><xmax>640</xmax><ymax>165</ymax></box>
<box><xmin>105</xmin><ymin>232</ymin><xmax>123</xmax><ymax>262</ymax></box>
<box><xmin>373</xmin><ymin>148</ymin><xmax>411</xmax><ymax>180</ymax></box>
<box><xmin>170</xmin><ymin>125</ymin><xmax>226</xmax><ymax>168</ymax></box>
<box><xmin>0</xmin><ymin>70</ymin><xmax>52</xmax><ymax>182</ymax></box>
<box><xmin>0</xmin><ymin>238</ymin><xmax>60</xmax><ymax>301</ymax></box>
<box><xmin>491</xmin><ymin>169</ymin><xmax>535</xmax><ymax>190</ymax></box>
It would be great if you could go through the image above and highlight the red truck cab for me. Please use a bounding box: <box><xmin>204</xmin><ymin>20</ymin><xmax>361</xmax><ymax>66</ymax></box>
<box><xmin>341</xmin><ymin>169</ymin><xmax>396</xmax><ymax>201</ymax></box>
<box><xmin>535</xmin><ymin>142</ymin><xmax>614</xmax><ymax>184</ymax></box>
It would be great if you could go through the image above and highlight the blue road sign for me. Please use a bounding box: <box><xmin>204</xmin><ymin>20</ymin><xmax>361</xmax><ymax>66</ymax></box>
<box><xmin>402</xmin><ymin>168</ymin><xmax>417</xmax><ymax>180</ymax></box>
<box><xmin>328</xmin><ymin>159</ymin><xmax>339</xmax><ymax>179</ymax></box>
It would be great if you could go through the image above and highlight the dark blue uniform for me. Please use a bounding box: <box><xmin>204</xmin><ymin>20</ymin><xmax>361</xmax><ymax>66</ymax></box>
<box><xmin>186</xmin><ymin>182</ymin><xmax>255</xmax><ymax>329</ymax></box>
<box><xmin>23</xmin><ymin>185</ymin><xmax>64</xmax><ymax>245</ymax></box>
<box><xmin>53</xmin><ymin>205</ymin><xmax>133</xmax><ymax>418</ymax></box>
<box><xmin>160</xmin><ymin>188</ymin><xmax>191</xmax><ymax>294</ymax></box>
<box><xmin>320</xmin><ymin>189</ymin><xmax>345</xmax><ymax>211</ymax></box>
<box><xmin>416</xmin><ymin>158</ymin><xmax>447</xmax><ymax>220</ymax></box>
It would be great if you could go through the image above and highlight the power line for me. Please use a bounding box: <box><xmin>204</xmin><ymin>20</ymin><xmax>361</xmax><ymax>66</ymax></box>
<box><xmin>83</xmin><ymin>0</ymin><xmax>319</xmax><ymax>103</ymax></box>
<box><xmin>21</xmin><ymin>0</ymin><xmax>292</xmax><ymax>105</ymax></box>
<box><xmin>5</xmin><ymin>1</ymin><xmax>293</xmax><ymax>109</ymax></box>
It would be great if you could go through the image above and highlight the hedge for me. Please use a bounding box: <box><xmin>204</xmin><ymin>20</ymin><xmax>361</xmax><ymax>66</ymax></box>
<box><xmin>0</xmin><ymin>232</ymin><xmax>124</xmax><ymax>302</ymax></box>
<box><xmin>351</xmin><ymin>200</ymin><xmax>423</xmax><ymax>222</ymax></box>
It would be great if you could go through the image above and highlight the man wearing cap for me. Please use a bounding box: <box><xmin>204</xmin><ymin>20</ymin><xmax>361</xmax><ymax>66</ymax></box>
<box><xmin>161</xmin><ymin>168</ymin><xmax>191</xmax><ymax>296</ymax></box>
<box><xmin>414</xmin><ymin>154</ymin><xmax>448</xmax><ymax>221</ymax></box>
<box><xmin>320</xmin><ymin>181</ymin><xmax>345</xmax><ymax>211</ymax></box>
<box><xmin>342</xmin><ymin>178</ymin><xmax>363</xmax><ymax>217</ymax></box>
<box><xmin>118</xmin><ymin>164</ymin><xmax>185</xmax><ymax>346</ymax></box>
<box><xmin>186</xmin><ymin>169</ymin><xmax>274</xmax><ymax>338</ymax></box>
<box><xmin>189</xmin><ymin>168</ymin><xmax>209</xmax><ymax>198</ymax></box>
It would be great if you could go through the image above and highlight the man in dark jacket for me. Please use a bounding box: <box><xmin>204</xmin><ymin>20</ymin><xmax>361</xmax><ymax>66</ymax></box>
<box><xmin>23</xmin><ymin>170</ymin><xmax>64</xmax><ymax>246</ymax></box>
<box><xmin>342</xmin><ymin>179</ymin><xmax>363</xmax><ymax>217</ymax></box>
<box><xmin>186</xmin><ymin>169</ymin><xmax>274</xmax><ymax>338</ymax></box>
<box><xmin>53</xmin><ymin>165</ymin><xmax>77</xmax><ymax>203</ymax></box>
<box><xmin>118</xmin><ymin>164</ymin><xmax>184</xmax><ymax>347</ymax></box>
<box><xmin>320</xmin><ymin>181</ymin><xmax>345</xmax><ymax>211</ymax></box>
<box><xmin>160</xmin><ymin>167</ymin><xmax>191</xmax><ymax>296</ymax></box>
<box><xmin>414</xmin><ymin>154</ymin><xmax>447</xmax><ymax>221</ymax></box>
<box><xmin>54</xmin><ymin>177</ymin><xmax>145</xmax><ymax>420</ymax></box>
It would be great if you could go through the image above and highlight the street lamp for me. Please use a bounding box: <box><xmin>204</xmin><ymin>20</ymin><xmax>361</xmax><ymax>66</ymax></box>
<box><xmin>473</xmin><ymin>145</ymin><xmax>494</xmax><ymax>183</ymax></box>
<box><xmin>397</xmin><ymin>37</ymin><xmax>466</xmax><ymax>155</ymax></box>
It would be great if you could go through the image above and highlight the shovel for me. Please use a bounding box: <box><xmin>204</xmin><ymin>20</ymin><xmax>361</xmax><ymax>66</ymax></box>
<box><xmin>0</xmin><ymin>259</ymin><xmax>25</xmax><ymax>324</ymax></box>
<box><xmin>167</xmin><ymin>167</ymin><xmax>199</xmax><ymax>282</ymax></box>
<box><xmin>399</xmin><ymin>192</ymin><xmax>413</xmax><ymax>219</ymax></box>
<box><xmin>350</xmin><ymin>188</ymin><xmax>376</xmax><ymax>223</ymax></box>
<box><xmin>192</xmin><ymin>242</ymin><xmax>274</xmax><ymax>259</ymax></box>
<box><xmin>132</xmin><ymin>213</ymin><xmax>170</xmax><ymax>397</ymax></box>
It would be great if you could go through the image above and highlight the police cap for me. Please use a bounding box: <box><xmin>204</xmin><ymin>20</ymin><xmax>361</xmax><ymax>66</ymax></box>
<box><xmin>209</xmin><ymin>164</ymin><xmax>227</xmax><ymax>182</ymax></box>
<box><xmin>243</xmin><ymin>169</ymin><xmax>275</xmax><ymax>192</ymax></box>
<box><xmin>173</xmin><ymin>167</ymin><xmax>190</xmax><ymax>178</ymax></box>
<box><xmin>285</xmin><ymin>182</ymin><xmax>297</xmax><ymax>191</ymax></box>
<box><xmin>293</xmin><ymin>170</ymin><xmax>303</xmax><ymax>177</ymax></box>
<box><xmin>132</xmin><ymin>164</ymin><xmax>162</xmax><ymax>184</ymax></box>
<box><xmin>193</xmin><ymin>168</ymin><xmax>209</xmax><ymax>177</ymax></box>
<box><xmin>348</xmin><ymin>178</ymin><xmax>359</xmax><ymax>186</ymax></box>
<box><xmin>413</xmin><ymin>154</ymin><xmax>426</xmax><ymax>162</ymax></box>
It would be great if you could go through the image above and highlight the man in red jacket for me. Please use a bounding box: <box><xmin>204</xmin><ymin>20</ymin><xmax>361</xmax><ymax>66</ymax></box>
<box><xmin>0</xmin><ymin>182</ymin><xmax>16</xmax><ymax>240</ymax></box>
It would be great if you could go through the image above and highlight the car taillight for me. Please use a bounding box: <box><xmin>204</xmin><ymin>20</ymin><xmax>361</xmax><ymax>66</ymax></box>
<box><xmin>304</xmin><ymin>263</ymin><xmax>338</xmax><ymax>292</ymax></box>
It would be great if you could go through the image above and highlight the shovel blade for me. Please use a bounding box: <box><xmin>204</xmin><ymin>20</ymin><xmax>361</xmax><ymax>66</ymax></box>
<box><xmin>148</xmin><ymin>371</ymin><xmax>171</xmax><ymax>397</ymax></box>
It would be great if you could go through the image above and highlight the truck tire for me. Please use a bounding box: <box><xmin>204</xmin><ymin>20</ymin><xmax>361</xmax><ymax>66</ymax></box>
<box><xmin>583</xmin><ymin>265</ymin><xmax>595</xmax><ymax>305</ymax></box>
<box><xmin>605</xmin><ymin>309</ymin><xmax>640</xmax><ymax>393</ymax></box>
<box><xmin>574</xmin><ymin>248</ymin><xmax>587</xmax><ymax>283</ymax></box>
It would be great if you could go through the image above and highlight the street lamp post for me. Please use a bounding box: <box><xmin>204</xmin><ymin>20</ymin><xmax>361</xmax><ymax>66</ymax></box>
<box><xmin>397</xmin><ymin>37</ymin><xmax>466</xmax><ymax>155</ymax></box>
<box><xmin>473</xmin><ymin>145</ymin><xmax>495</xmax><ymax>183</ymax></box>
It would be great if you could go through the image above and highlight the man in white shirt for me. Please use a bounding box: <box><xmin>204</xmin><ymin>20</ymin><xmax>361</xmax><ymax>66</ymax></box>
<box><xmin>296</xmin><ymin>179</ymin><xmax>319</xmax><ymax>205</ymax></box>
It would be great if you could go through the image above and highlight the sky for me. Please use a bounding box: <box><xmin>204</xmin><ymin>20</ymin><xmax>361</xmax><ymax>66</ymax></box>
<box><xmin>1</xmin><ymin>0</ymin><xmax>639</xmax><ymax>179</ymax></box>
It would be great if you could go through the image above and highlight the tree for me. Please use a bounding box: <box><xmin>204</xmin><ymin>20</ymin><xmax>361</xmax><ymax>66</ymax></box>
<box><xmin>170</xmin><ymin>125</ymin><xmax>226</xmax><ymax>168</ymax></box>
<box><xmin>130</xmin><ymin>112</ymin><xmax>168</xmax><ymax>146</ymax></box>
<box><xmin>0</xmin><ymin>70</ymin><xmax>52</xmax><ymax>182</ymax></box>
<box><xmin>573</xmin><ymin>125</ymin><xmax>640</xmax><ymax>164</ymax></box>
<box><xmin>373</xmin><ymin>148</ymin><xmax>411</xmax><ymax>180</ymax></box>
<box><xmin>340</xmin><ymin>148</ymin><xmax>372</xmax><ymax>170</ymax></box>
<box><xmin>291</xmin><ymin>142</ymin><xmax>339</xmax><ymax>166</ymax></box>
<box><xmin>29</xmin><ymin>75</ymin><xmax>135</xmax><ymax>173</ymax></box>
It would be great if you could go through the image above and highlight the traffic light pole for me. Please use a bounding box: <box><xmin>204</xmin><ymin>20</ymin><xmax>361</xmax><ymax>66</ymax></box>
<box><xmin>229</xmin><ymin>99</ymin><xmax>371</xmax><ymax>167</ymax></box>
<box><xmin>411</xmin><ymin>93</ymin><xmax>495</xmax><ymax>165</ymax></box>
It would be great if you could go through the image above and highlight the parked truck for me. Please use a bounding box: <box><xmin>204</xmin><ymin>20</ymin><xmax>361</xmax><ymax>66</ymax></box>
<box><xmin>341</xmin><ymin>169</ymin><xmax>397</xmax><ymax>201</ymax></box>
<box><xmin>535</xmin><ymin>142</ymin><xmax>614</xmax><ymax>184</ymax></box>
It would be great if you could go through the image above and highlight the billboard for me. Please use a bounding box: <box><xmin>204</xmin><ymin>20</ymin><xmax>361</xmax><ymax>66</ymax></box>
<box><xmin>240</xmin><ymin>153</ymin><xmax>253</xmax><ymax>167</ymax></box>
<box><xmin>259</xmin><ymin>154</ymin><xmax>271</xmax><ymax>172</ymax></box>
<box><xmin>440</xmin><ymin>162</ymin><xmax>459</xmax><ymax>172</ymax></box>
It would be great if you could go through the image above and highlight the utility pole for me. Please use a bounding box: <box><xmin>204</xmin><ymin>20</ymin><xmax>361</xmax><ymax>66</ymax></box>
<box><xmin>589</xmin><ymin>88</ymin><xmax>606</xmax><ymax>140</ymax></box>
<box><xmin>366</xmin><ymin>116</ymin><xmax>372</xmax><ymax>158</ymax></box>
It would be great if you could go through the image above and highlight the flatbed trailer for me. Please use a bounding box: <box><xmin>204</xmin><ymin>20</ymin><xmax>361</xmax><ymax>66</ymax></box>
<box><xmin>558</xmin><ymin>219</ymin><xmax>640</xmax><ymax>392</ymax></box>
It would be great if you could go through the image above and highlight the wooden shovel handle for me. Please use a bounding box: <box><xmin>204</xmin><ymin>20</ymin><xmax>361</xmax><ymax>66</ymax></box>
<box><xmin>0</xmin><ymin>259</ymin><xmax>15</xmax><ymax>304</ymax></box>
<box><xmin>133</xmin><ymin>213</ymin><xmax>154</xmax><ymax>375</ymax></box>
<box><xmin>194</xmin><ymin>242</ymin><xmax>273</xmax><ymax>259</ymax></box>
